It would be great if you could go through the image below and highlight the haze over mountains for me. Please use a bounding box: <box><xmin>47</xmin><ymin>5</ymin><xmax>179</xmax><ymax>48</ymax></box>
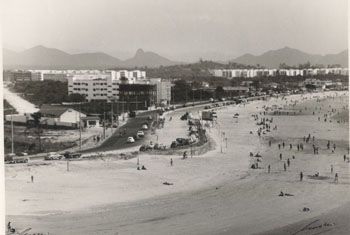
<box><xmin>2</xmin><ymin>45</ymin><xmax>348</xmax><ymax>69</ymax></box>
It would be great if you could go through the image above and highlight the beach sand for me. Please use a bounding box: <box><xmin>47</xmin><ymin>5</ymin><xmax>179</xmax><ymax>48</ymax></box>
<box><xmin>5</xmin><ymin>91</ymin><xmax>349</xmax><ymax>234</ymax></box>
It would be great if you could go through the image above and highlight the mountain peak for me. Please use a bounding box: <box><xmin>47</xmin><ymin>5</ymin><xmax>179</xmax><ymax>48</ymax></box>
<box><xmin>135</xmin><ymin>48</ymin><xmax>145</xmax><ymax>56</ymax></box>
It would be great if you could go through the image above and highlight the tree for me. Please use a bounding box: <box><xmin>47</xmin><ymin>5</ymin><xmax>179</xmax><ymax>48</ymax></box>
<box><xmin>30</xmin><ymin>112</ymin><xmax>43</xmax><ymax>152</ymax></box>
<box><xmin>215</xmin><ymin>86</ymin><xmax>225</xmax><ymax>99</ymax></box>
<box><xmin>67</xmin><ymin>93</ymin><xmax>85</xmax><ymax>102</ymax></box>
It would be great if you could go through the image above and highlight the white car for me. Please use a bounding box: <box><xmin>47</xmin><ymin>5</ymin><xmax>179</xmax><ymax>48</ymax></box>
<box><xmin>45</xmin><ymin>152</ymin><xmax>63</xmax><ymax>160</ymax></box>
<box><xmin>137</xmin><ymin>131</ymin><xmax>145</xmax><ymax>137</ymax></box>
<box><xmin>141</xmin><ymin>124</ymin><xmax>148</xmax><ymax>130</ymax></box>
<box><xmin>127</xmin><ymin>137</ymin><xmax>135</xmax><ymax>143</ymax></box>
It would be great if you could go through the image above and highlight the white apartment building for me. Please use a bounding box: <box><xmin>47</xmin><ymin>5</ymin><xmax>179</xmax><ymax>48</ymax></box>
<box><xmin>210</xmin><ymin>68</ymin><xmax>348</xmax><ymax>78</ymax></box>
<box><xmin>67</xmin><ymin>70</ymin><xmax>160</xmax><ymax>102</ymax></box>
<box><xmin>68</xmin><ymin>73</ymin><xmax>119</xmax><ymax>101</ymax></box>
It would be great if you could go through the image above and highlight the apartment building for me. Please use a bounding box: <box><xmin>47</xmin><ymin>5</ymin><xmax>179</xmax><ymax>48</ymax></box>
<box><xmin>68</xmin><ymin>73</ymin><xmax>118</xmax><ymax>101</ymax></box>
<box><xmin>210</xmin><ymin>68</ymin><xmax>349</xmax><ymax>78</ymax></box>
<box><xmin>149</xmin><ymin>78</ymin><xmax>172</xmax><ymax>105</ymax></box>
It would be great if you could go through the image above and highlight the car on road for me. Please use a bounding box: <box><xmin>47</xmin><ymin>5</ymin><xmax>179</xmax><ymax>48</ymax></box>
<box><xmin>141</xmin><ymin>124</ymin><xmax>148</xmax><ymax>130</ymax></box>
<box><xmin>137</xmin><ymin>131</ymin><xmax>145</xmax><ymax>137</ymax></box>
<box><xmin>45</xmin><ymin>152</ymin><xmax>63</xmax><ymax>160</ymax></box>
<box><xmin>5</xmin><ymin>153</ymin><xmax>29</xmax><ymax>164</ymax></box>
<box><xmin>209</xmin><ymin>98</ymin><xmax>214</xmax><ymax>102</ymax></box>
<box><xmin>64</xmin><ymin>152</ymin><xmax>82</xmax><ymax>159</ymax></box>
<box><xmin>127</xmin><ymin>137</ymin><xmax>135</xmax><ymax>143</ymax></box>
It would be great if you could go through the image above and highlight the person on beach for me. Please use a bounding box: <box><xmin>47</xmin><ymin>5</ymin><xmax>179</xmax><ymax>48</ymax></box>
<box><xmin>300</xmin><ymin>143</ymin><xmax>303</xmax><ymax>150</ymax></box>
<box><xmin>333</xmin><ymin>143</ymin><xmax>336</xmax><ymax>151</ymax></box>
<box><xmin>284</xmin><ymin>162</ymin><xmax>287</xmax><ymax>171</ymax></box>
<box><xmin>183</xmin><ymin>151</ymin><xmax>187</xmax><ymax>159</ymax></box>
<box><xmin>344</xmin><ymin>155</ymin><xmax>347</xmax><ymax>162</ymax></box>
<box><xmin>297</xmin><ymin>144</ymin><xmax>300</xmax><ymax>151</ymax></box>
<box><xmin>303</xmin><ymin>136</ymin><xmax>306</xmax><ymax>142</ymax></box>
<box><xmin>331</xmin><ymin>165</ymin><xmax>334</xmax><ymax>174</ymax></box>
<box><xmin>7</xmin><ymin>221</ymin><xmax>11</xmax><ymax>232</ymax></box>
<box><xmin>279</xmin><ymin>153</ymin><xmax>282</xmax><ymax>160</ymax></box>
<box><xmin>327</xmin><ymin>141</ymin><xmax>330</xmax><ymax>150</ymax></box>
<box><xmin>287</xmin><ymin>158</ymin><xmax>290</xmax><ymax>167</ymax></box>
<box><xmin>300</xmin><ymin>172</ymin><xmax>303</xmax><ymax>181</ymax></box>
<box><xmin>269</xmin><ymin>140</ymin><xmax>271</xmax><ymax>147</ymax></box>
<box><xmin>289</xmin><ymin>144</ymin><xmax>292</xmax><ymax>150</ymax></box>
<box><xmin>31</xmin><ymin>175</ymin><xmax>34</xmax><ymax>183</ymax></box>
<box><xmin>282</xmin><ymin>142</ymin><xmax>285</xmax><ymax>148</ymax></box>
<box><xmin>334</xmin><ymin>173</ymin><xmax>338</xmax><ymax>183</ymax></box>
<box><xmin>278</xmin><ymin>144</ymin><xmax>281</xmax><ymax>150</ymax></box>
<box><xmin>267</xmin><ymin>165</ymin><xmax>271</xmax><ymax>173</ymax></box>
<box><xmin>170</xmin><ymin>158</ymin><xmax>173</xmax><ymax>166</ymax></box>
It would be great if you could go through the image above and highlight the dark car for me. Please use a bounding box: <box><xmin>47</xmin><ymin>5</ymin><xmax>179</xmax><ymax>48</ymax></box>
<box><xmin>64</xmin><ymin>152</ymin><xmax>82</xmax><ymax>159</ymax></box>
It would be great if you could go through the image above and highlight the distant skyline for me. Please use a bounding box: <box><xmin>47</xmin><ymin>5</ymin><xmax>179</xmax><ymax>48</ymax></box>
<box><xmin>1</xmin><ymin>0</ymin><xmax>348</xmax><ymax>62</ymax></box>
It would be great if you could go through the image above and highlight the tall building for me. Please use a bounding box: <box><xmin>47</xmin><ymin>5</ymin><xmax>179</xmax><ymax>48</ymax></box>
<box><xmin>118</xmin><ymin>83</ymin><xmax>157</xmax><ymax>111</ymax></box>
<box><xmin>149</xmin><ymin>78</ymin><xmax>172</xmax><ymax>105</ymax></box>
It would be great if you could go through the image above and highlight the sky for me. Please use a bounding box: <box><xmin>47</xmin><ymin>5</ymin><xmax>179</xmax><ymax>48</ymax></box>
<box><xmin>1</xmin><ymin>0</ymin><xmax>348</xmax><ymax>62</ymax></box>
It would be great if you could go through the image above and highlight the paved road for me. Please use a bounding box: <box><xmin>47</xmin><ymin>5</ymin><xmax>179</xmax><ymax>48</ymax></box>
<box><xmin>3</xmin><ymin>86</ymin><xmax>39</xmax><ymax>114</ymax></box>
<box><xmin>82</xmin><ymin>110</ymin><xmax>158</xmax><ymax>153</ymax></box>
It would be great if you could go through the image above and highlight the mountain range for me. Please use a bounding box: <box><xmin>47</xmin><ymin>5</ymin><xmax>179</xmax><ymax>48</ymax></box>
<box><xmin>2</xmin><ymin>45</ymin><xmax>348</xmax><ymax>69</ymax></box>
<box><xmin>3</xmin><ymin>46</ymin><xmax>179</xmax><ymax>69</ymax></box>
<box><xmin>232</xmin><ymin>47</ymin><xmax>348</xmax><ymax>68</ymax></box>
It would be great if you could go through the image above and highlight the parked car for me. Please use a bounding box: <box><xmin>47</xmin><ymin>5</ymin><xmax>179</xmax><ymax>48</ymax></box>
<box><xmin>45</xmin><ymin>152</ymin><xmax>63</xmax><ymax>160</ymax></box>
<box><xmin>209</xmin><ymin>98</ymin><xmax>214</xmax><ymax>102</ymax></box>
<box><xmin>141</xmin><ymin>124</ymin><xmax>148</xmax><ymax>130</ymax></box>
<box><xmin>5</xmin><ymin>153</ymin><xmax>28</xmax><ymax>164</ymax></box>
<box><xmin>137</xmin><ymin>131</ymin><xmax>145</xmax><ymax>137</ymax></box>
<box><xmin>64</xmin><ymin>152</ymin><xmax>82</xmax><ymax>159</ymax></box>
<box><xmin>127</xmin><ymin>137</ymin><xmax>135</xmax><ymax>143</ymax></box>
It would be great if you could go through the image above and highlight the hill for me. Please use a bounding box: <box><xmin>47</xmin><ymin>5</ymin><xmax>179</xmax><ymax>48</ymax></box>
<box><xmin>231</xmin><ymin>47</ymin><xmax>348</xmax><ymax>68</ymax></box>
<box><xmin>2</xmin><ymin>46</ymin><xmax>179</xmax><ymax>69</ymax></box>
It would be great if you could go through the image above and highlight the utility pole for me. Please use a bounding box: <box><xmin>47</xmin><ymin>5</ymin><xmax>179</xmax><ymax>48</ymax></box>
<box><xmin>5</xmin><ymin>107</ymin><xmax>18</xmax><ymax>154</ymax></box>
<box><xmin>111</xmin><ymin>99</ymin><xmax>114</xmax><ymax>134</ymax></box>
<box><xmin>10</xmin><ymin>109</ymin><xmax>14</xmax><ymax>154</ymax></box>
<box><xmin>103</xmin><ymin>112</ymin><xmax>106</xmax><ymax>139</ymax></box>
<box><xmin>79</xmin><ymin>102</ymin><xmax>82</xmax><ymax>150</ymax></box>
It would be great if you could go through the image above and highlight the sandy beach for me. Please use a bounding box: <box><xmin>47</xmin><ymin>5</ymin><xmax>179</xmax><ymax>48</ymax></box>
<box><xmin>5</xmin><ymin>91</ymin><xmax>349</xmax><ymax>234</ymax></box>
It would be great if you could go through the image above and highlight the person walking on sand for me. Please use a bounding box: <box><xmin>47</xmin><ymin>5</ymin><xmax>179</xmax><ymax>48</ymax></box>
<box><xmin>283</xmin><ymin>162</ymin><xmax>287</xmax><ymax>171</ymax></box>
<box><xmin>282</xmin><ymin>142</ymin><xmax>285</xmax><ymax>148</ymax></box>
<box><xmin>334</xmin><ymin>173</ymin><xmax>338</xmax><ymax>183</ymax></box>
<box><xmin>279</xmin><ymin>153</ymin><xmax>282</xmax><ymax>160</ymax></box>
<box><xmin>278</xmin><ymin>144</ymin><xmax>281</xmax><ymax>150</ymax></box>
<box><xmin>269</xmin><ymin>140</ymin><xmax>271</xmax><ymax>147</ymax></box>
<box><xmin>170</xmin><ymin>158</ymin><xmax>173</xmax><ymax>166</ymax></box>
<box><xmin>290</xmin><ymin>144</ymin><xmax>292</xmax><ymax>150</ymax></box>
<box><xmin>344</xmin><ymin>155</ymin><xmax>347</xmax><ymax>162</ymax></box>
<box><xmin>287</xmin><ymin>158</ymin><xmax>290</xmax><ymax>167</ymax></box>
<box><xmin>300</xmin><ymin>172</ymin><xmax>303</xmax><ymax>181</ymax></box>
<box><xmin>331</xmin><ymin>165</ymin><xmax>333</xmax><ymax>174</ymax></box>
<box><xmin>268</xmin><ymin>164</ymin><xmax>270</xmax><ymax>173</ymax></box>
<box><xmin>7</xmin><ymin>221</ymin><xmax>11</xmax><ymax>232</ymax></box>
<box><xmin>333</xmin><ymin>143</ymin><xmax>336</xmax><ymax>151</ymax></box>
<box><xmin>31</xmin><ymin>175</ymin><xmax>34</xmax><ymax>183</ymax></box>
